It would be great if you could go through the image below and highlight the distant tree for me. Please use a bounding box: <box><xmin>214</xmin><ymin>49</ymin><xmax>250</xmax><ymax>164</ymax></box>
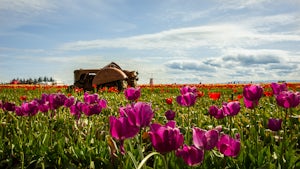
<box><xmin>28</xmin><ymin>78</ymin><xmax>33</xmax><ymax>84</ymax></box>
<box><xmin>49</xmin><ymin>77</ymin><xmax>54</xmax><ymax>82</ymax></box>
<box><xmin>38</xmin><ymin>77</ymin><xmax>43</xmax><ymax>83</ymax></box>
<box><xmin>9</xmin><ymin>76</ymin><xmax>56</xmax><ymax>84</ymax></box>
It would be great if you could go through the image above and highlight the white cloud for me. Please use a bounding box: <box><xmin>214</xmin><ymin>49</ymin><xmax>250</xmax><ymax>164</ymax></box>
<box><xmin>0</xmin><ymin>0</ymin><xmax>57</xmax><ymax>30</ymax></box>
<box><xmin>0</xmin><ymin>0</ymin><xmax>55</xmax><ymax>12</ymax></box>
<box><xmin>217</xmin><ymin>0</ymin><xmax>271</xmax><ymax>10</ymax></box>
<box><xmin>245</xmin><ymin>13</ymin><xmax>299</xmax><ymax>28</ymax></box>
<box><xmin>165</xmin><ymin>60</ymin><xmax>216</xmax><ymax>72</ymax></box>
<box><xmin>59</xmin><ymin>23</ymin><xmax>300</xmax><ymax>52</ymax></box>
<box><xmin>1</xmin><ymin>0</ymin><xmax>300</xmax><ymax>84</ymax></box>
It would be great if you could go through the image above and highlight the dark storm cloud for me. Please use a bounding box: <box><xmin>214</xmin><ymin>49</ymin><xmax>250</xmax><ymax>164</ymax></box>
<box><xmin>165</xmin><ymin>60</ymin><xmax>216</xmax><ymax>72</ymax></box>
<box><xmin>223</xmin><ymin>55</ymin><xmax>280</xmax><ymax>66</ymax></box>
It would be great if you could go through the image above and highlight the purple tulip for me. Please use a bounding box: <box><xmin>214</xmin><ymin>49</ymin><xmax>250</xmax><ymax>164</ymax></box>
<box><xmin>33</xmin><ymin>95</ymin><xmax>50</xmax><ymax>113</ymax></box>
<box><xmin>109</xmin><ymin>116</ymin><xmax>140</xmax><ymax>154</ymax></box>
<box><xmin>119</xmin><ymin>102</ymin><xmax>154</xmax><ymax>128</ymax></box>
<box><xmin>124</xmin><ymin>87</ymin><xmax>141</xmax><ymax>101</ymax></box>
<box><xmin>2</xmin><ymin>102</ymin><xmax>16</xmax><ymax>112</ymax></box>
<box><xmin>84</xmin><ymin>92</ymin><xmax>99</xmax><ymax>104</ymax></box>
<box><xmin>48</xmin><ymin>93</ymin><xmax>67</xmax><ymax>110</ymax></box>
<box><xmin>82</xmin><ymin>103</ymin><xmax>102</xmax><ymax>116</ymax></box>
<box><xmin>15</xmin><ymin>107</ymin><xmax>24</xmax><ymax>116</ymax></box>
<box><xmin>15</xmin><ymin>101</ymin><xmax>39</xmax><ymax>116</ymax></box>
<box><xmin>193</xmin><ymin>127</ymin><xmax>219</xmax><ymax>150</ymax></box>
<box><xmin>70</xmin><ymin>93</ymin><xmax>107</xmax><ymax>117</ymax></box>
<box><xmin>243</xmin><ymin>98</ymin><xmax>259</xmax><ymax>109</ymax></box>
<box><xmin>243</xmin><ymin>84</ymin><xmax>263</xmax><ymax>109</ymax></box>
<box><xmin>148</xmin><ymin>121</ymin><xmax>184</xmax><ymax>154</ymax></box>
<box><xmin>34</xmin><ymin>93</ymin><xmax>49</xmax><ymax>105</ymax></box>
<box><xmin>217</xmin><ymin>134</ymin><xmax>240</xmax><ymax>157</ymax></box>
<box><xmin>268</xmin><ymin>118</ymin><xmax>282</xmax><ymax>131</ymax></box>
<box><xmin>131</xmin><ymin>102</ymin><xmax>154</xmax><ymax>128</ymax></box>
<box><xmin>208</xmin><ymin>105</ymin><xmax>225</xmax><ymax>119</ymax></box>
<box><xmin>98</xmin><ymin>99</ymin><xmax>107</xmax><ymax>109</ymax></box>
<box><xmin>271</xmin><ymin>82</ymin><xmax>288</xmax><ymax>95</ymax></box>
<box><xmin>119</xmin><ymin>102</ymin><xmax>154</xmax><ymax>127</ymax></box>
<box><xmin>275</xmin><ymin>91</ymin><xmax>300</xmax><ymax>108</ymax></box>
<box><xmin>176</xmin><ymin>92</ymin><xmax>197</xmax><ymax>107</ymax></box>
<box><xmin>70</xmin><ymin>101</ymin><xmax>83</xmax><ymax>120</ymax></box>
<box><xmin>64</xmin><ymin>96</ymin><xmax>75</xmax><ymax>107</ymax></box>
<box><xmin>180</xmin><ymin>86</ymin><xmax>198</xmax><ymax>95</ymax></box>
<box><xmin>119</xmin><ymin>104</ymin><xmax>134</xmax><ymax>117</ymax></box>
<box><xmin>165</xmin><ymin>110</ymin><xmax>176</xmax><ymax>121</ymax></box>
<box><xmin>109</xmin><ymin>116</ymin><xmax>140</xmax><ymax>139</ymax></box>
<box><xmin>24</xmin><ymin>101</ymin><xmax>39</xmax><ymax>116</ymax></box>
<box><xmin>243</xmin><ymin>84</ymin><xmax>263</xmax><ymax>101</ymax></box>
<box><xmin>176</xmin><ymin>145</ymin><xmax>204</xmax><ymax>166</ymax></box>
<box><xmin>223</xmin><ymin>101</ymin><xmax>241</xmax><ymax>116</ymax></box>
<box><xmin>41</xmin><ymin>93</ymin><xmax>49</xmax><ymax>102</ymax></box>
<box><xmin>38</xmin><ymin>103</ymin><xmax>49</xmax><ymax>113</ymax></box>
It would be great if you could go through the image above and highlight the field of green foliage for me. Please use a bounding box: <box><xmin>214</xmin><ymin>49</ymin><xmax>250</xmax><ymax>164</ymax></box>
<box><xmin>0</xmin><ymin>83</ymin><xmax>299</xmax><ymax>169</ymax></box>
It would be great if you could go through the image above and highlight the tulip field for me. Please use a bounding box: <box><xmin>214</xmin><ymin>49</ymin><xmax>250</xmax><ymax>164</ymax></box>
<box><xmin>0</xmin><ymin>83</ymin><xmax>299</xmax><ymax>169</ymax></box>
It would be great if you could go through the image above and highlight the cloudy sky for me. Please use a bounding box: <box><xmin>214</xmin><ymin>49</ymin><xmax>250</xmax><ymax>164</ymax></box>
<box><xmin>1</xmin><ymin>0</ymin><xmax>300</xmax><ymax>84</ymax></box>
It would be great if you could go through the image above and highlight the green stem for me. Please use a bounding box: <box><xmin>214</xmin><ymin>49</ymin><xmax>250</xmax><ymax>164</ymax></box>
<box><xmin>48</xmin><ymin>114</ymin><xmax>52</xmax><ymax>147</ymax></box>
<box><xmin>228</xmin><ymin>117</ymin><xmax>232</xmax><ymax>136</ymax></box>
<box><xmin>138</xmin><ymin>129</ymin><xmax>145</xmax><ymax>163</ymax></box>
<box><xmin>223</xmin><ymin>156</ymin><xmax>227</xmax><ymax>168</ymax></box>
<box><xmin>137</xmin><ymin>152</ymin><xmax>168</xmax><ymax>169</ymax></box>
<box><xmin>21</xmin><ymin>151</ymin><xmax>24</xmax><ymax>169</ymax></box>
<box><xmin>281</xmin><ymin>108</ymin><xmax>288</xmax><ymax>167</ymax></box>
<box><xmin>187</xmin><ymin>107</ymin><xmax>190</xmax><ymax>144</ymax></box>
<box><xmin>253</xmin><ymin>108</ymin><xmax>259</xmax><ymax>167</ymax></box>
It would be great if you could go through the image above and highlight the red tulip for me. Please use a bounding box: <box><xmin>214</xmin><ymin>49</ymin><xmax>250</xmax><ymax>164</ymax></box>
<box><xmin>20</xmin><ymin>95</ymin><xmax>27</xmax><ymax>101</ymax></box>
<box><xmin>165</xmin><ymin>98</ymin><xmax>173</xmax><ymax>105</ymax></box>
<box><xmin>209</xmin><ymin>92</ymin><xmax>221</xmax><ymax>100</ymax></box>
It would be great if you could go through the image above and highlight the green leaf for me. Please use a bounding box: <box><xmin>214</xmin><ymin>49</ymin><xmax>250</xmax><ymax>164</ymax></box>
<box><xmin>128</xmin><ymin>151</ymin><xmax>138</xmax><ymax>169</ymax></box>
<box><xmin>137</xmin><ymin>152</ymin><xmax>167</xmax><ymax>169</ymax></box>
<box><xmin>212</xmin><ymin>149</ymin><xmax>224</xmax><ymax>158</ymax></box>
<box><xmin>258</xmin><ymin>147</ymin><xmax>266</xmax><ymax>166</ymax></box>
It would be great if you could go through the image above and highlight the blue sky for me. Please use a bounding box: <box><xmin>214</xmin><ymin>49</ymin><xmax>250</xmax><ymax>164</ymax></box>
<box><xmin>1</xmin><ymin>0</ymin><xmax>300</xmax><ymax>84</ymax></box>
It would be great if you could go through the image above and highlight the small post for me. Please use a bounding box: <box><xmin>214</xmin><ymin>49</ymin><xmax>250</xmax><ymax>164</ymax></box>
<box><xmin>149</xmin><ymin>78</ymin><xmax>153</xmax><ymax>86</ymax></box>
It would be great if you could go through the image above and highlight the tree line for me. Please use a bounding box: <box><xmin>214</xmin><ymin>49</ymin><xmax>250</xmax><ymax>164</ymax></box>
<box><xmin>10</xmin><ymin>76</ymin><xmax>55</xmax><ymax>84</ymax></box>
